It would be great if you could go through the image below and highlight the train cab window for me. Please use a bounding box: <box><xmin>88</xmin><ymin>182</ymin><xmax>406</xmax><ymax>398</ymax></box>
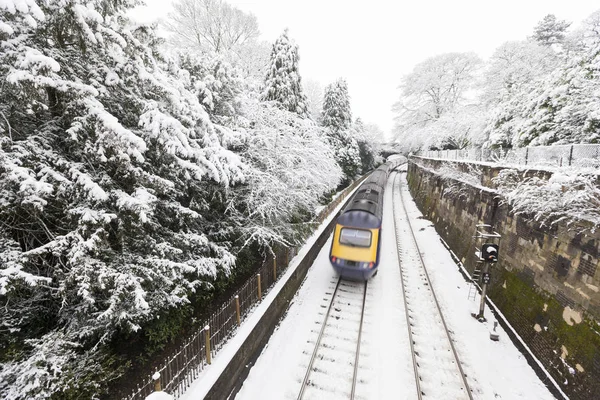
<box><xmin>340</xmin><ymin>228</ymin><xmax>372</xmax><ymax>247</ymax></box>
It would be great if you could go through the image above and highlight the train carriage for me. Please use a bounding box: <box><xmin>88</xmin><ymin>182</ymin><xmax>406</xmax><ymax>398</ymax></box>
<box><xmin>329</xmin><ymin>158</ymin><xmax>403</xmax><ymax>280</ymax></box>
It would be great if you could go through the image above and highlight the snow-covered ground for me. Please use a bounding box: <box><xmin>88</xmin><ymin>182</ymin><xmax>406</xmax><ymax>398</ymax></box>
<box><xmin>180</xmin><ymin>171</ymin><xmax>559</xmax><ymax>400</ymax></box>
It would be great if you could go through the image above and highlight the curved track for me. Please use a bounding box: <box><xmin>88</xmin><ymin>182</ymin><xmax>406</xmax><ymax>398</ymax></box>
<box><xmin>392</xmin><ymin>171</ymin><xmax>473</xmax><ymax>400</ymax></box>
<box><xmin>297</xmin><ymin>277</ymin><xmax>368</xmax><ymax>400</ymax></box>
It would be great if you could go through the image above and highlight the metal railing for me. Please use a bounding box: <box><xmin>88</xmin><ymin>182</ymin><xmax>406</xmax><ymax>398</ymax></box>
<box><xmin>123</xmin><ymin>176</ymin><xmax>365</xmax><ymax>400</ymax></box>
<box><xmin>419</xmin><ymin>144</ymin><xmax>600</xmax><ymax>168</ymax></box>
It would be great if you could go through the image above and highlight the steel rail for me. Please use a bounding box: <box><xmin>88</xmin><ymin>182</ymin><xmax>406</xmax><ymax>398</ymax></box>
<box><xmin>350</xmin><ymin>281</ymin><xmax>368</xmax><ymax>399</ymax></box>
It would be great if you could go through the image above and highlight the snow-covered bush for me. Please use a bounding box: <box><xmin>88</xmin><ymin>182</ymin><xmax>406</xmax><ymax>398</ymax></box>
<box><xmin>493</xmin><ymin>168</ymin><xmax>600</xmax><ymax>231</ymax></box>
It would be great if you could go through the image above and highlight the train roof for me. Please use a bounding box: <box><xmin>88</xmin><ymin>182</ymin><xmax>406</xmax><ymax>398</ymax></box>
<box><xmin>339</xmin><ymin>159</ymin><xmax>403</xmax><ymax>222</ymax></box>
<box><xmin>341</xmin><ymin>173</ymin><xmax>385</xmax><ymax>220</ymax></box>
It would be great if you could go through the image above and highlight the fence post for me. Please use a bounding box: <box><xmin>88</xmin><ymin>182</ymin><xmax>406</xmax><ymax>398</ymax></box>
<box><xmin>235</xmin><ymin>295</ymin><xmax>241</xmax><ymax>326</ymax></box>
<box><xmin>286</xmin><ymin>247</ymin><xmax>289</xmax><ymax>267</ymax></box>
<box><xmin>569</xmin><ymin>145</ymin><xmax>574</xmax><ymax>166</ymax></box>
<box><xmin>257</xmin><ymin>273</ymin><xmax>262</xmax><ymax>301</ymax></box>
<box><xmin>273</xmin><ymin>255</ymin><xmax>277</xmax><ymax>281</ymax></box>
<box><xmin>525</xmin><ymin>147</ymin><xmax>529</xmax><ymax>165</ymax></box>
<box><xmin>205</xmin><ymin>326</ymin><xmax>211</xmax><ymax>365</ymax></box>
<box><xmin>153</xmin><ymin>371</ymin><xmax>161</xmax><ymax>392</ymax></box>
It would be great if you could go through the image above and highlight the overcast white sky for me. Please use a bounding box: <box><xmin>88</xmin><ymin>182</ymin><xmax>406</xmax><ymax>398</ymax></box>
<box><xmin>134</xmin><ymin>0</ymin><xmax>600</xmax><ymax>139</ymax></box>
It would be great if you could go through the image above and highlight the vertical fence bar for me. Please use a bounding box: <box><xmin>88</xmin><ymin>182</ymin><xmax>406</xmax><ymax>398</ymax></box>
<box><xmin>273</xmin><ymin>255</ymin><xmax>277</xmax><ymax>281</ymax></box>
<box><xmin>235</xmin><ymin>295</ymin><xmax>241</xmax><ymax>326</ymax></box>
<box><xmin>205</xmin><ymin>326</ymin><xmax>211</xmax><ymax>365</ymax></box>
<box><xmin>569</xmin><ymin>145</ymin><xmax>574</xmax><ymax>166</ymax></box>
<box><xmin>257</xmin><ymin>273</ymin><xmax>262</xmax><ymax>301</ymax></box>
<box><xmin>175</xmin><ymin>350</ymin><xmax>180</xmax><ymax>396</ymax></box>
<box><xmin>525</xmin><ymin>147</ymin><xmax>529</xmax><ymax>165</ymax></box>
<box><xmin>153</xmin><ymin>371</ymin><xmax>161</xmax><ymax>392</ymax></box>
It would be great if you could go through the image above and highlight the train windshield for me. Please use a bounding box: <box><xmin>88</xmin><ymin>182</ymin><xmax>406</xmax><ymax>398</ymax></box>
<box><xmin>339</xmin><ymin>228</ymin><xmax>372</xmax><ymax>247</ymax></box>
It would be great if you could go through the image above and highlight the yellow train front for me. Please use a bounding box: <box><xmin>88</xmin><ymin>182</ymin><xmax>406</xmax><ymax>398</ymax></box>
<box><xmin>329</xmin><ymin>166</ymin><xmax>390</xmax><ymax>281</ymax></box>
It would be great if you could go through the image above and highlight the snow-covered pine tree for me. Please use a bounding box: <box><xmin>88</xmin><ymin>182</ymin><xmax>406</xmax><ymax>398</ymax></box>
<box><xmin>532</xmin><ymin>14</ymin><xmax>571</xmax><ymax>47</ymax></box>
<box><xmin>320</xmin><ymin>79</ymin><xmax>361</xmax><ymax>185</ymax></box>
<box><xmin>322</xmin><ymin>79</ymin><xmax>352</xmax><ymax>131</ymax></box>
<box><xmin>262</xmin><ymin>29</ymin><xmax>309</xmax><ymax>117</ymax></box>
<box><xmin>0</xmin><ymin>1</ymin><xmax>244</xmax><ymax>398</ymax></box>
<box><xmin>350</xmin><ymin>118</ymin><xmax>377</xmax><ymax>173</ymax></box>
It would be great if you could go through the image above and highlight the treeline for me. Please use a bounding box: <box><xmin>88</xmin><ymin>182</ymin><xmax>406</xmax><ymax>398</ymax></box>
<box><xmin>0</xmin><ymin>1</ymin><xmax>381</xmax><ymax>399</ymax></box>
<box><xmin>393</xmin><ymin>12</ymin><xmax>600</xmax><ymax>152</ymax></box>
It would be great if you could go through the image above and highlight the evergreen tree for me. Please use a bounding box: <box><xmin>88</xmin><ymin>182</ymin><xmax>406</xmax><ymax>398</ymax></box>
<box><xmin>532</xmin><ymin>14</ymin><xmax>571</xmax><ymax>47</ymax></box>
<box><xmin>262</xmin><ymin>29</ymin><xmax>309</xmax><ymax>117</ymax></box>
<box><xmin>320</xmin><ymin>79</ymin><xmax>360</xmax><ymax>185</ymax></box>
<box><xmin>351</xmin><ymin>118</ymin><xmax>377</xmax><ymax>173</ymax></box>
<box><xmin>321</xmin><ymin>78</ymin><xmax>352</xmax><ymax>131</ymax></box>
<box><xmin>0</xmin><ymin>1</ymin><xmax>244</xmax><ymax>398</ymax></box>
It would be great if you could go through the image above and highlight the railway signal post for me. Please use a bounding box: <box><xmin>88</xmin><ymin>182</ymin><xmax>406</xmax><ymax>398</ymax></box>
<box><xmin>471</xmin><ymin>224</ymin><xmax>501</xmax><ymax>322</ymax></box>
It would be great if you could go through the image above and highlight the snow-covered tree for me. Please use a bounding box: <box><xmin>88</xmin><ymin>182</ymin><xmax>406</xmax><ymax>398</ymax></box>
<box><xmin>303</xmin><ymin>78</ymin><xmax>324</xmax><ymax>122</ymax></box>
<box><xmin>231</xmin><ymin>39</ymin><xmax>271</xmax><ymax>81</ymax></box>
<box><xmin>165</xmin><ymin>0</ymin><xmax>260</xmax><ymax>56</ymax></box>
<box><xmin>318</xmin><ymin>79</ymin><xmax>360</xmax><ymax>183</ymax></box>
<box><xmin>351</xmin><ymin>118</ymin><xmax>381</xmax><ymax>172</ymax></box>
<box><xmin>393</xmin><ymin>52</ymin><xmax>482</xmax><ymax>150</ymax></box>
<box><xmin>322</xmin><ymin>78</ymin><xmax>352</xmax><ymax>131</ymax></box>
<box><xmin>480</xmin><ymin>40</ymin><xmax>557</xmax><ymax>107</ymax></box>
<box><xmin>421</xmin><ymin>105</ymin><xmax>487</xmax><ymax>150</ymax></box>
<box><xmin>262</xmin><ymin>29</ymin><xmax>309</xmax><ymax>117</ymax></box>
<box><xmin>229</xmin><ymin>97</ymin><xmax>342</xmax><ymax>247</ymax></box>
<box><xmin>179</xmin><ymin>54</ymin><xmax>244</xmax><ymax>124</ymax></box>
<box><xmin>0</xmin><ymin>1</ymin><xmax>245</xmax><ymax>398</ymax></box>
<box><xmin>484</xmin><ymin>12</ymin><xmax>600</xmax><ymax>148</ymax></box>
<box><xmin>532</xmin><ymin>14</ymin><xmax>571</xmax><ymax>47</ymax></box>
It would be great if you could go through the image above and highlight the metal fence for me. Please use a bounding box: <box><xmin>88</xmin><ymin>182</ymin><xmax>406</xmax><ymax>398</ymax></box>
<box><xmin>123</xmin><ymin>176</ymin><xmax>365</xmax><ymax>400</ymax></box>
<box><xmin>419</xmin><ymin>144</ymin><xmax>600</xmax><ymax>168</ymax></box>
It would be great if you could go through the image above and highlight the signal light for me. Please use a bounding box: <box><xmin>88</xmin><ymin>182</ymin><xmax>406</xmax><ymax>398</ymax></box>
<box><xmin>481</xmin><ymin>244</ymin><xmax>499</xmax><ymax>263</ymax></box>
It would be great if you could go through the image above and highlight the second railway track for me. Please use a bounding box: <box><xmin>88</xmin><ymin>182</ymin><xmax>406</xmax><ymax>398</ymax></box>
<box><xmin>392</xmin><ymin>170</ymin><xmax>473</xmax><ymax>400</ymax></box>
<box><xmin>297</xmin><ymin>277</ymin><xmax>368</xmax><ymax>400</ymax></box>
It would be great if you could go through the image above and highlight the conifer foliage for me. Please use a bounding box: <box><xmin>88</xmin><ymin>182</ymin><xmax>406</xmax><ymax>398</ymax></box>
<box><xmin>262</xmin><ymin>29</ymin><xmax>309</xmax><ymax>117</ymax></box>
<box><xmin>532</xmin><ymin>14</ymin><xmax>571</xmax><ymax>47</ymax></box>
<box><xmin>0</xmin><ymin>1</ymin><xmax>244</xmax><ymax>398</ymax></box>
<box><xmin>321</xmin><ymin>79</ymin><xmax>363</xmax><ymax>184</ymax></box>
<box><xmin>321</xmin><ymin>79</ymin><xmax>352</xmax><ymax>131</ymax></box>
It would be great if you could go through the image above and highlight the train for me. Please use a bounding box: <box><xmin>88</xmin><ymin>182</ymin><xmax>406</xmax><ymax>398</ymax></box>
<box><xmin>329</xmin><ymin>156</ymin><xmax>405</xmax><ymax>280</ymax></box>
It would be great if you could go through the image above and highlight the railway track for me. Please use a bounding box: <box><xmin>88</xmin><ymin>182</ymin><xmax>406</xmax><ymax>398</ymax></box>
<box><xmin>297</xmin><ymin>277</ymin><xmax>368</xmax><ymax>400</ymax></box>
<box><xmin>392</xmin><ymin>171</ymin><xmax>473</xmax><ymax>400</ymax></box>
